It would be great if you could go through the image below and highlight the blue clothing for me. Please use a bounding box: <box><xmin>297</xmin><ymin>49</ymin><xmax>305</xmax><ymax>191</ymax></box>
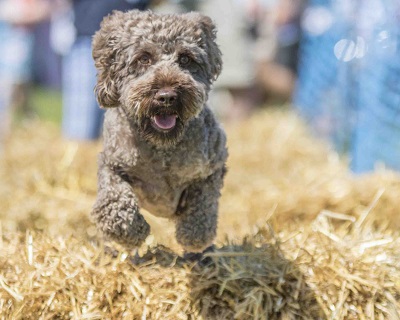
<box><xmin>72</xmin><ymin>0</ymin><xmax>149</xmax><ymax>37</ymax></box>
<box><xmin>0</xmin><ymin>23</ymin><xmax>34</xmax><ymax>84</ymax></box>
<box><xmin>62</xmin><ymin>37</ymin><xmax>102</xmax><ymax>140</ymax></box>
<box><xmin>62</xmin><ymin>0</ymin><xmax>150</xmax><ymax>140</ymax></box>
<box><xmin>0</xmin><ymin>22</ymin><xmax>34</xmax><ymax>129</ymax></box>
<box><xmin>294</xmin><ymin>0</ymin><xmax>400</xmax><ymax>173</ymax></box>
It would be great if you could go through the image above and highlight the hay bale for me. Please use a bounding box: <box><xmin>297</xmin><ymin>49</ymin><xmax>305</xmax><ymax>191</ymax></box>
<box><xmin>0</xmin><ymin>109</ymin><xmax>399</xmax><ymax>319</ymax></box>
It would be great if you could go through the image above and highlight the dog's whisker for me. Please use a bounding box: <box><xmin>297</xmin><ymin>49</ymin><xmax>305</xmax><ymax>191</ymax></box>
<box><xmin>134</xmin><ymin>102</ymin><xmax>141</xmax><ymax>116</ymax></box>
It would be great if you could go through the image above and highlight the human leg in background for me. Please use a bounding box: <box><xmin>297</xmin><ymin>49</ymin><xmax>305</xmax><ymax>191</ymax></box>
<box><xmin>0</xmin><ymin>22</ymin><xmax>34</xmax><ymax>146</ymax></box>
<box><xmin>62</xmin><ymin>37</ymin><xmax>104</xmax><ymax>141</ymax></box>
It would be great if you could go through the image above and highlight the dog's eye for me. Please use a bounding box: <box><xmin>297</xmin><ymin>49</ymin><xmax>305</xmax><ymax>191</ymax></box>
<box><xmin>138</xmin><ymin>54</ymin><xmax>152</xmax><ymax>65</ymax></box>
<box><xmin>179</xmin><ymin>55</ymin><xmax>191</xmax><ymax>66</ymax></box>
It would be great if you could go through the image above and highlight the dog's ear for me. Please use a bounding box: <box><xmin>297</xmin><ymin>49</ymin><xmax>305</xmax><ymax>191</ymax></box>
<box><xmin>92</xmin><ymin>10</ymin><xmax>140</xmax><ymax>108</ymax></box>
<box><xmin>190</xmin><ymin>13</ymin><xmax>222</xmax><ymax>82</ymax></box>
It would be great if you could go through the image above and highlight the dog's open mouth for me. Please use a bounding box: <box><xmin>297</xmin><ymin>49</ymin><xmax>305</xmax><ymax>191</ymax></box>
<box><xmin>151</xmin><ymin>114</ymin><xmax>178</xmax><ymax>131</ymax></box>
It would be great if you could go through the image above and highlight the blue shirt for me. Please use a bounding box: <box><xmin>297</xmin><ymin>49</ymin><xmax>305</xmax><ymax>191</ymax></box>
<box><xmin>72</xmin><ymin>0</ymin><xmax>150</xmax><ymax>37</ymax></box>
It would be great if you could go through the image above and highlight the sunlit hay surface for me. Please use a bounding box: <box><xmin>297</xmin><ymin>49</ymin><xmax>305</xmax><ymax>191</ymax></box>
<box><xmin>0</xmin><ymin>108</ymin><xmax>399</xmax><ymax>319</ymax></box>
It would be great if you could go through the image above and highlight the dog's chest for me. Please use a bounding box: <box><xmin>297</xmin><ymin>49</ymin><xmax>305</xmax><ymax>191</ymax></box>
<box><xmin>138</xmin><ymin>138</ymin><xmax>215</xmax><ymax>183</ymax></box>
<box><xmin>128</xmin><ymin>124</ymin><xmax>225</xmax><ymax>217</ymax></box>
<box><xmin>127</xmin><ymin>143</ymin><xmax>213</xmax><ymax>218</ymax></box>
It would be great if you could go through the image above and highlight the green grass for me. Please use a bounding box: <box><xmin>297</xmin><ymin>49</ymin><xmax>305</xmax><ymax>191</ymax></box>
<box><xmin>30</xmin><ymin>86</ymin><xmax>62</xmax><ymax>125</ymax></box>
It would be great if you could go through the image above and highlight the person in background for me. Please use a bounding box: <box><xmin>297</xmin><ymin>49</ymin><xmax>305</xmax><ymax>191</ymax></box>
<box><xmin>294</xmin><ymin>0</ymin><xmax>400</xmax><ymax>173</ymax></box>
<box><xmin>60</xmin><ymin>0</ymin><xmax>151</xmax><ymax>141</ymax></box>
<box><xmin>254</xmin><ymin>0</ymin><xmax>306</xmax><ymax>101</ymax></box>
<box><xmin>199</xmin><ymin>0</ymin><xmax>259</xmax><ymax>121</ymax></box>
<box><xmin>0</xmin><ymin>0</ymin><xmax>55</xmax><ymax>146</ymax></box>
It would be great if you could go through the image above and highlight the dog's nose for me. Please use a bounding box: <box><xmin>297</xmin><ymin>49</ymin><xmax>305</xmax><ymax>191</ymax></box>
<box><xmin>155</xmin><ymin>88</ymin><xmax>177</xmax><ymax>106</ymax></box>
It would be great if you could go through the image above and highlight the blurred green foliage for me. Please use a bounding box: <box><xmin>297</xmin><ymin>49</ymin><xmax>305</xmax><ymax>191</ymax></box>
<box><xmin>31</xmin><ymin>86</ymin><xmax>62</xmax><ymax>125</ymax></box>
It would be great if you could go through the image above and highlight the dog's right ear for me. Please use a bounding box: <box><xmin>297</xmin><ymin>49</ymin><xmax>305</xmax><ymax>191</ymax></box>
<box><xmin>92</xmin><ymin>11</ymin><xmax>131</xmax><ymax>108</ymax></box>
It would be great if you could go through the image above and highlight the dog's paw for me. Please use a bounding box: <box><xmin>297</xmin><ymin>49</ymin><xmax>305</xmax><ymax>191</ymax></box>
<box><xmin>178</xmin><ymin>238</ymin><xmax>214</xmax><ymax>254</ymax></box>
<box><xmin>95</xmin><ymin>205</ymin><xmax>151</xmax><ymax>248</ymax></box>
<box><xmin>175</xmin><ymin>217</ymin><xmax>217</xmax><ymax>253</ymax></box>
<box><xmin>183</xmin><ymin>245</ymin><xmax>215</xmax><ymax>266</ymax></box>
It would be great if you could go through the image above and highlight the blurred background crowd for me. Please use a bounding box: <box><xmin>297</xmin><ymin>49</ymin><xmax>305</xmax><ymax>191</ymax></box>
<box><xmin>0</xmin><ymin>0</ymin><xmax>399</xmax><ymax>173</ymax></box>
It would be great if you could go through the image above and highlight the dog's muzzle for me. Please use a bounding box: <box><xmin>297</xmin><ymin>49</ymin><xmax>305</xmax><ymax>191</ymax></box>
<box><xmin>151</xmin><ymin>87</ymin><xmax>179</xmax><ymax>131</ymax></box>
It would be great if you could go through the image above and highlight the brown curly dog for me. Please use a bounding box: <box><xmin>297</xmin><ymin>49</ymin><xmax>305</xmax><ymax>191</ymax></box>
<box><xmin>91</xmin><ymin>10</ymin><xmax>228</xmax><ymax>253</ymax></box>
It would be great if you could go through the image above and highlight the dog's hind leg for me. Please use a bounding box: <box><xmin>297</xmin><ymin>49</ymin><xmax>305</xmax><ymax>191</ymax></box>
<box><xmin>92</xmin><ymin>153</ymin><xmax>150</xmax><ymax>247</ymax></box>
<box><xmin>175</xmin><ymin>166</ymin><xmax>226</xmax><ymax>252</ymax></box>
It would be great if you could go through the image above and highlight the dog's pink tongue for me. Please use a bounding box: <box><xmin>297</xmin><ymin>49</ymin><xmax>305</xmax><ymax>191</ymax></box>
<box><xmin>154</xmin><ymin>115</ymin><xmax>176</xmax><ymax>130</ymax></box>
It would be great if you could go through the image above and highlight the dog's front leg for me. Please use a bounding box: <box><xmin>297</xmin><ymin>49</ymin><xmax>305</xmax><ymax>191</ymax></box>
<box><xmin>92</xmin><ymin>154</ymin><xmax>150</xmax><ymax>247</ymax></box>
<box><xmin>175</xmin><ymin>167</ymin><xmax>226</xmax><ymax>253</ymax></box>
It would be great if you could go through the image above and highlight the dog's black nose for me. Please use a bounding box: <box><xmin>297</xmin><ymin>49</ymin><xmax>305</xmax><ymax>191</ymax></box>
<box><xmin>155</xmin><ymin>88</ymin><xmax>177</xmax><ymax>106</ymax></box>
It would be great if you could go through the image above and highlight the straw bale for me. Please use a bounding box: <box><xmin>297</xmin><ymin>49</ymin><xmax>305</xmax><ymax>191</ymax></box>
<box><xmin>0</xmin><ymin>108</ymin><xmax>399</xmax><ymax>319</ymax></box>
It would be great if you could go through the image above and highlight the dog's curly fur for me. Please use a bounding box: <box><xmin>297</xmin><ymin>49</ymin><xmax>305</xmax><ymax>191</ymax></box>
<box><xmin>91</xmin><ymin>10</ymin><xmax>228</xmax><ymax>252</ymax></box>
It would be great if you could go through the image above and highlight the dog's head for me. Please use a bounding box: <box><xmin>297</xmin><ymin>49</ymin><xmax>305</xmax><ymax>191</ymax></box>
<box><xmin>92</xmin><ymin>10</ymin><xmax>222</xmax><ymax>147</ymax></box>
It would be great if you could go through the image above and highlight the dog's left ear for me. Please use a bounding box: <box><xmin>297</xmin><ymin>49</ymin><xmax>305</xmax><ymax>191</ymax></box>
<box><xmin>191</xmin><ymin>13</ymin><xmax>222</xmax><ymax>82</ymax></box>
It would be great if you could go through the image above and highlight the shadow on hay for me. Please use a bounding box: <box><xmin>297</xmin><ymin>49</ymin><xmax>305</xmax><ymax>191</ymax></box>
<box><xmin>128</xmin><ymin>236</ymin><xmax>325</xmax><ymax>319</ymax></box>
